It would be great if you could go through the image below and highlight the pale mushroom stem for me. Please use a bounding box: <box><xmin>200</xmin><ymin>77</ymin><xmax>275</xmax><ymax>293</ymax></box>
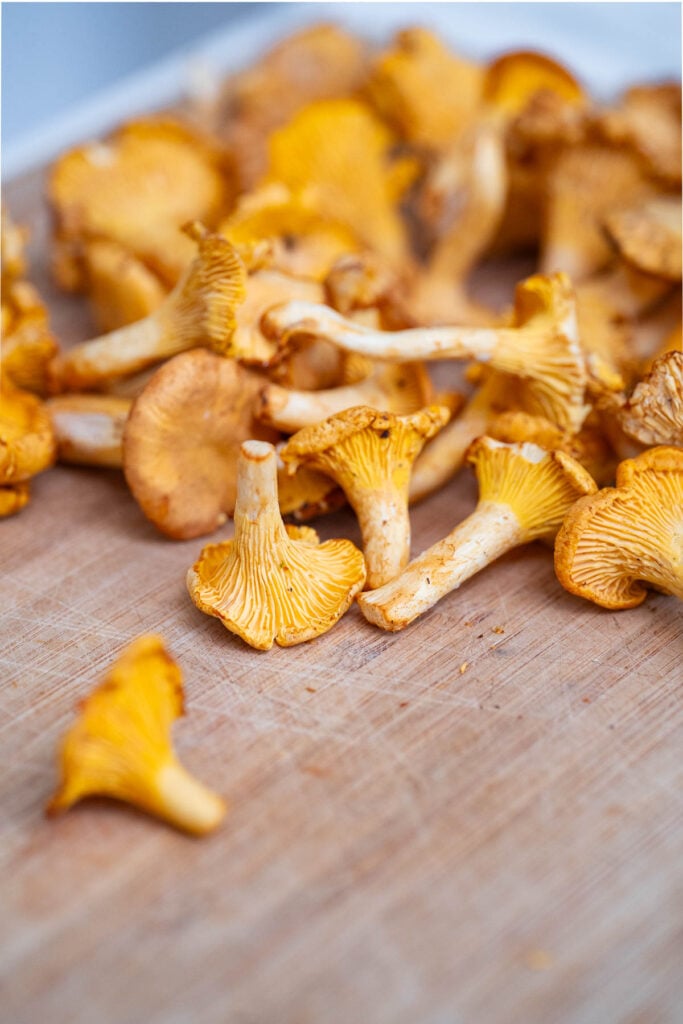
<box><xmin>47</xmin><ymin>395</ymin><xmax>131</xmax><ymax>467</ymax></box>
<box><xmin>354</xmin><ymin>487</ymin><xmax>411</xmax><ymax>590</ymax></box>
<box><xmin>156</xmin><ymin>761</ymin><xmax>228</xmax><ymax>836</ymax></box>
<box><xmin>265</xmin><ymin>300</ymin><xmax>506</xmax><ymax>361</ymax></box>
<box><xmin>233</xmin><ymin>440</ymin><xmax>289</xmax><ymax>549</ymax></box>
<box><xmin>259</xmin><ymin>374</ymin><xmax>392</xmax><ymax>432</ymax></box>
<box><xmin>52</xmin><ymin>316</ymin><xmax>168</xmax><ymax>391</ymax></box>
<box><xmin>359</xmin><ymin>502</ymin><xmax>523</xmax><ymax>630</ymax></box>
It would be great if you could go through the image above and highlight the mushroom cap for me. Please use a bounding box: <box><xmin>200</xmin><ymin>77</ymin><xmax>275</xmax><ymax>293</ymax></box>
<box><xmin>123</xmin><ymin>348</ymin><xmax>278</xmax><ymax>539</ymax></box>
<box><xmin>467</xmin><ymin>436</ymin><xmax>597</xmax><ymax>541</ymax></box>
<box><xmin>265</xmin><ymin>98</ymin><xmax>417</xmax><ymax>267</ymax></box>
<box><xmin>1</xmin><ymin>280</ymin><xmax>60</xmax><ymax>394</ymax></box>
<box><xmin>555</xmin><ymin>446</ymin><xmax>683</xmax><ymax>608</ymax></box>
<box><xmin>596</xmin><ymin>83</ymin><xmax>681</xmax><ymax>187</ymax></box>
<box><xmin>483</xmin><ymin>49</ymin><xmax>585</xmax><ymax>116</ymax></box>
<box><xmin>619</xmin><ymin>351</ymin><xmax>683</xmax><ymax>447</ymax></box>
<box><xmin>46</xmin><ymin>634</ymin><xmax>226</xmax><ymax>834</ymax></box>
<box><xmin>603</xmin><ymin>196</ymin><xmax>682</xmax><ymax>282</ymax></box>
<box><xmin>280</xmin><ymin>404</ymin><xmax>450</xmax><ymax>488</ymax></box>
<box><xmin>366</xmin><ymin>27</ymin><xmax>484</xmax><ymax>149</ymax></box>
<box><xmin>49</xmin><ymin>119</ymin><xmax>230</xmax><ymax>289</ymax></box>
<box><xmin>187</xmin><ymin>440</ymin><xmax>366</xmax><ymax>649</ymax></box>
<box><xmin>0</xmin><ymin>378</ymin><xmax>56</xmax><ymax>483</ymax></box>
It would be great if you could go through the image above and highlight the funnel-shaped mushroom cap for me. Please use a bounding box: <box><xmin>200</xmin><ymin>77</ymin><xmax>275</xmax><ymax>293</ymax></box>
<box><xmin>187</xmin><ymin>441</ymin><xmax>366</xmax><ymax>649</ymax></box>
<box><xmin>49</xmin><ymin>224</ymin><xmax>247</xmax><ymax>392</ymax></box>
<box><xmin>49</xmin><ymin>119</ymin><xmax>229</xmax><ymax>289</ymax></box>
<box><xmin>0</xmin><ymin>378</ymin><xmax>56</xmax><ymax>483</ymax></box>
<box><xmin>281</xmin><ymin>404</ymin><xmax>451</xmax><ymax>587</ymax></box>
<box><xmin>359</xmin><ymin>437</ymin><xmax>596</xmax><ymax>631</ymax></box>
<box><xmin>467</xmin><ymin>436</ymin><xmax>597</xmax><ymax>542</ymax></box>
<box><xmin>123</xmin><ymin>348</ymin><xmax>277</xmax><ymax>539</ymax></box>
<box><xmin>555</xmin><ymin>446</ymin><xmax>683</xmax><ymax>608</ymax></box>
<box><xmin>265</xmin><ymin>99</ymin><xmax>416</xmax><ymax>267</ymax></box>
<box><xmin>618</xmin><ymin>351</ymin><xmax>683</xmax><ymax>447</ymax></box>
<box><xmin>46</xmin><ymin>634</ymin><xmax>227</xmax><ymax>835</ymax></box>
<box><xmin>367</xmin><ymin>28</ymin><xmax>484</xmax><ymax>149</ymax></box>
<box><xmin>603</xmin><ymin>196</ymin><xmax>682</xmax><ymax>282</ymax></box>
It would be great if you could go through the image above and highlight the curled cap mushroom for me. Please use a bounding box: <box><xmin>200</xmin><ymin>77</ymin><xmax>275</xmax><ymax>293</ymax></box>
<box><xmin>264</xmin><ymin>271</ymin><xmax>589</xmax><ymax>431</ymax></box>
<box><xmin>46</xmin><ymin>634</ymin><xmax>227</xmax><ymax>835</ymax></box>
<box><xmin>280</xmin><ymin>404</ymin><xmax>451</xmax><ymax>588</ymax></box>
<box><xmin>358</xmin><ymin>437</ymin><xmax>597</xmax><ymax>631</ymax></box>
<box><xmin>123</xmin><ymin>348</ymin><xmax>278</xmax><ymax>539</ymax></box>
<box><xmin>49</xmin><ymin>224</ymin><xmax>247</xmax><ymax>391</ymax></box>
<box><xmin>187</xmin><ymin>440</ymin><xmax>366</xmax><ymax>649</ymax></box>
<box><xmin>555</xmin><ymin>446</ymin><xmax>683</xmax><ymax>608</ymax></box>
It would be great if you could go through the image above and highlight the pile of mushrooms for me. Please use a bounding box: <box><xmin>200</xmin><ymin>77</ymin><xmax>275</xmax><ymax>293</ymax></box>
<box><xmin>3</xmin><ymin>23</ymin><xmax>682</xmax><ymax>831</ymax></box>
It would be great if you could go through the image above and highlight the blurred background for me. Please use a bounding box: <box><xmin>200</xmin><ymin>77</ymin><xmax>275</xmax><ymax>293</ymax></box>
<box><xmin>2</xmin><ymin>1</ymin><xmax>681</xmax><ymax>179</ymax></box>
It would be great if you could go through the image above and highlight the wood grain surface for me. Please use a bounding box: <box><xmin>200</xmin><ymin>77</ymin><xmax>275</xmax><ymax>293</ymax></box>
<box><xmin>1</xmin><ymin>170</ymin><xmax>682</xmax><ymax>1024</ymax></box>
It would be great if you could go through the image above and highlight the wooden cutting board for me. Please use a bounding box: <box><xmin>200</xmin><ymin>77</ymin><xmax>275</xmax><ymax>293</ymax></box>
<box><xmin>1</xmin><ymin>169</ymin><xmax>681</xmax><ymax>1024</ymax></box>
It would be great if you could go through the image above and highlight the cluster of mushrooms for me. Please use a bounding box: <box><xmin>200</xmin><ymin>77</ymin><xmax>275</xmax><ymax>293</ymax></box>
<box><xmin>2</xmin><ymin>24</ymin><xmax>682</xmax><ymax>832</ymax></box>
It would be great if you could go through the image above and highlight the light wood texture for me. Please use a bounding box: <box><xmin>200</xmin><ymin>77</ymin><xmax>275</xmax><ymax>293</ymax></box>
<box><xmin>1</xmin><ymin>171</ymin><xmax>682</xmax><ymax>1024</ymax></box>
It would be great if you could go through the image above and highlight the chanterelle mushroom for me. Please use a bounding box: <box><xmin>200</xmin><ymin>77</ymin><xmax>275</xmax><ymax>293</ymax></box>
<box><xmin>123</xmin><ymin>348</ymin><xmax>277</xmax><ymax>539</ymax></box>
<box><xmin>187</xmin><ymin>440</ymin><xmax>366</xmax><ymax>649</ymax></box>
<box><xmin>555</xmin><ymin>446</ymin><xmax>683</xmax><ymax>609</ymax></box>
<box><xmin>46</xmin><ymin>634</ymin><xmax>227</xmax><ymax>835</ymax></box>
<box><xmin>0</xmin><ymin>376</ymin><xmax>56</xmax><ymax>485</ymax></box>
<box><xmin>280</xmin><ymin>404</ymin><xmax>451</xmax><ymax>588</ymax></box>
<box><xmin>358</xmin><ymin>437</ymin><xmax>596</xmax><ymax>631</ymax></box>
<box><xmin>264</xmin><ymin>272</ymin><xmax>589</xmax><ymax>431</ymax></box>
<box><xmin>49</xmin><ymin>223</ymin><xmax>246</xmax><ymax>391</ymax></box>
<box><xmin>617</xmin><ymin>350</ymin><xmax>683</xmax><ymax>447</ymax></box>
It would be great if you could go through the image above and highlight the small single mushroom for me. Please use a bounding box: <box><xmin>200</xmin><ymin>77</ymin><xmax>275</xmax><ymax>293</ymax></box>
<box><xmin>256</xmin><ymin>361</ymin><xmax>435</xmax><ymax>433</ymax></box>
<box><xmin>366</xmin><ymin>27</ymin><xmax>484</xmax><ymax>150</ymax></box>
<box><xmin>49</xmin><ymin>223</ymin><xmax>247</xmax><ymax>392</ymax></box>
<box><xmin>48</xmin><ymin>118</ymin><xmax>230</xmax><ymax>291</ymax></box>
<box><xmin>187</xmin><ymin>440</ymin><xmax>366</xmax><ymax>649</ymax></box>
<box><xmin>0</xmin><ymin>377</ymin><xmax>56</xmax><ymax>484</ymax></box>
<box><xmin>603</xmin><ymin>196</ymin><xmax>682</xmax><ymax>283</ymax></box>
<box><xmin>555</xmin><ymin>446</ymin><xmax>683</xmax><ymax>608</ymax></box>
<box><xmin>123</xmin><ymin>348</ymin><xmax>278</xmax><ymax>539</ymax></box>
<box><xmin>616</xmin><ymin>351</ymin><xmax>683</xmax><ymax>448</ymax></box>
<box><xmin>46</xmin><ymin>394</ymin><xmax>132</xmax><ymax>467</ymax></box>
<box><xmin>280</xmin><ymin>404</ymin><xmax>451</xmax><ymax>588</ymax></box>
<box><xmin>264</xmin><ymin>272</ymin><xmax>589</xmax><ymax>431</ymax></box>
<box><xmin>264</xmin><ymin>98</ymin><xmax>417</xmax><ymax>269</ymax></box>
<box><xmin>46</xmin><ymin>634</ymin><xmax>227</xmax><ymax>835</ymax></box>
<box><xmin>358</xmin><ymin>437</ymin><xmax>597</xmax><ymax>631</ymax></box>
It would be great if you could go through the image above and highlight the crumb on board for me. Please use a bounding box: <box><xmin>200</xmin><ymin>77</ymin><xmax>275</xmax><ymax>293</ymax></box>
<box><xmin>459</xmin><ymin>661</ymin><xmax>469</xmax><ymax>674</ymax></box>
<box><xmin>492</xmin><ymin>625</ymin><xmax>505</xmax><ymax>634</ymax></box>
<box><xmin>523</xmin><ymin>948</ymin><xmax>554</xmax><ymax>971</ymax></box>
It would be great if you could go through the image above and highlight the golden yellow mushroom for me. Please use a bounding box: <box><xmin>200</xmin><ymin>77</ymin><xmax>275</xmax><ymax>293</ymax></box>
<box><xmin>555</xmin><ymin>446</ymin><xmax>683</xmax><ymax>608</ymax></box>
<box><xmin>264</xmin><ymin>98</ymin><xmax>417</xmax><ymax>269</ymax></box>
<box><xmin>0</xmin><ymin>377</ymin><xmax>56</xmax><ymax>484</ymax></box>
<box><xmin>366</xmin><ymin>27</ymin><xmax>484</xmax><ymax>150</ymax></box>
<box><xmin>49</xmin><ymin>223</ymin><xmax>246</xmax><ymax>391</ymax></box>
<box><xmin>596</xmin><ymin>82</ymin><xmax>681</xmax><ymax>187</ymax></box>
<box><xmin>483</xmin><ymin>49</ymin><xmax>585</xmax><ymax>116</ymax></box>
<box><xmin>123</xmin><ymin>348</ymin><xmax>278</xmax><ymax>540</ymax></box>
<box><xmin>187</xmin><ymin>440</ymin><xmax>366</xmax><ymax>649</ymax></box>
<box><xmin>2</xmin><ymin>280</ymin><xmax>60</xmax><ymax>395</ymax></box>
<box><xmin>615</xmin><ymin>351</ymin><xmax>683</xmax><ymax>448</ymax></box>
<box><xmin>82</xmin><ymin>238</ymin><xmax>168</xmax><ymax>331</ymax></box>
<box><xmin>49</xmin><ymin>118</ymin><xmax>230</xmax><ymax>291</ymax></box>
<box><xmin>280</xmin><ymin>404</ymin><xmax>451</xmax><ymax>589</ymax></box>
<box><xmin>264</xmin><ymin>272</ymin><xmax>589</xmax><ymax>431</ymax></box>
<box><xmin>358</xmin><ymin>437</ymin><xmax>597</xmax><ymax>631</ymax></box>
<box><xmin>46</xmin><ymin>634</ymin><xmax>227</xmax><ymax>835</ymax></box>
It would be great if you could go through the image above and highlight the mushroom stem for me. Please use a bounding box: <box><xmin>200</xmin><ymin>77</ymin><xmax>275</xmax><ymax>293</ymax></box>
<box><xmin>354</xmin><ymin>487</ymin><xmax>411</xmax><ymax>590</ymax></box>
<box><xmin>233</xmin><ymin>439</ymin><xmax>290</xmax><ymax>547</ymax></box>
<box><xmin>51</xmin><ymin>318</ymin><xmax>166</xmax><ymax>392</ymax></box>
<box><xmin>47</xmin><ymin>394</ymin><xmax>131</xmax><ymax>467</ymax></box>
<box><xmin>156</xmin><ymin>761</ymin><xmax>228</xmax><ymax>836</ymax></box>
<box><xmin>359</xmin><ymin>502</ymin><xmax>522</xmax><ymax>630</ymax></box>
